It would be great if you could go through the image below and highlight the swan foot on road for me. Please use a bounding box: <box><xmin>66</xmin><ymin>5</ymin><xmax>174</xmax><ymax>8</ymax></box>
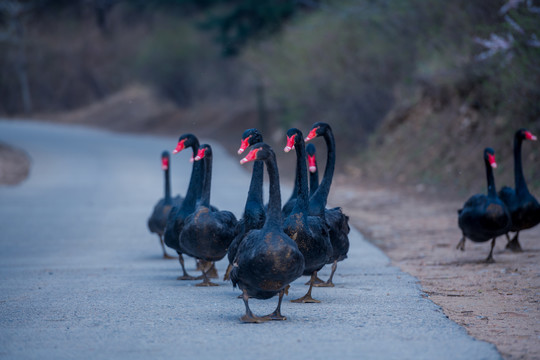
<box><xmin>456</xmin><ymin>237</ymin><xmax>466</xmax><ymax>251</ymax></box>
<box><xmin>262</xmin><ymin>290</ymin><xmax>287</xmax><ymax>321</ymax></box>
<box><xmin>195</xmin><ymin>265</ymin><xmax>219</xmax><ymax>286</ymax></box>
<box><xmin>177</xmin><ymin>274</ymin><xmax>203</xmax><ymax>280</ymax></box>
<box><xmin>159</xmin><ymin>235</ymin><xmax>177</xmax><ymax>259</ymax></box>
<box><xmin>314</xmin><ymin>261</ymin><xmax>337</xmax><ymax>287</ymax></box>
<box><xmin>240</xmin><ymin>289</ymin><xmax>268</xmax><ymax>324</ymax></box>
<box><xmin>291</xmin><ymin>272</ymin><xmax>321</xmax><ymax>303</ymax></box>
<box><xmin>505</xmin><ymin>232</ymin><xmax>522</xmax><ymax>252</ymax></box>
<box><xmin>313</xmin><ymin>281</ymin><xmax>335</xmax><ymax>288</ymax></box>
<box><xmin>485</xmin><ymin>238</ymin><xmax>496</xmax><ymax>263</ymax></box>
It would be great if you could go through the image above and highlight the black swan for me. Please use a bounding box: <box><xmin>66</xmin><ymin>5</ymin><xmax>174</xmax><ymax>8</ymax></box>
<box><xmin>283</xmin><ymin>128</ymin><xmax>332</xmax><ymax>303</ymax></box>
<box><xmin>457</xmin><ymin>148</ymin><xmax>512</xmax><ymax>262</ymax></box>
<box><xmin>147</xmin><ymin>151</ymin><xmax>183</xmax><ymax>259</ymax></box>
<box><xmin>306</xmin><ymin>143</ymin><xmax>319</xmax><ymax>197</ymax></box>
<box><xmin>304</xmin><ymin>122</ymin><xmax>350</xmax><ymax>287</ymax></box>
<box><xmin>179</xmin><ymin>144</ymin><xmax>238</xmax><ymax>286</ymax></box>
<box><xmin>498</xmin><ymin>128</ymin><xmax>539</xmax><ymax>251</ymax></box>
<box><xmin>232</xmin><ymin>142</ymin><xmax>304</xmax><ymax>322</ymax></box>
<box><xmin>164</xmin><ymin>134</ymin><xmax>205</xmax><ymax>280</ymax></box>
<box><xmin>224</xmin><ymin>129</ymin><xmax>266</xmax><ymax>281</ymax></box>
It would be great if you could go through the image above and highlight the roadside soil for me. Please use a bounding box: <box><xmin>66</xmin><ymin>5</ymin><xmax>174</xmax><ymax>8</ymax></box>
<box><xmin>330</xmin><ymin>176</ymin><xmax>540</xmax><ymax>360</ymax></box>
<box><xmin>2</xmin><ymin>86</ymin><xmax>538</xmax><ymax>359</ymax></box>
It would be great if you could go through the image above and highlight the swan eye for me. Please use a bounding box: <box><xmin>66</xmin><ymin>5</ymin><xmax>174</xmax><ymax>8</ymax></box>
<box><xmin>173</xmin><ymin>138</ymin><xmax>187</xmax><ymax>154</ymax></box>
<box><xmin>238</xmin><ymin>136</ymin><xmax>251</xmax><ymax>154</ymax></box>
<box><xmin>161</xmin><ymin>157</ymin><xmax>169</xmax><ymax>170</ymax></box>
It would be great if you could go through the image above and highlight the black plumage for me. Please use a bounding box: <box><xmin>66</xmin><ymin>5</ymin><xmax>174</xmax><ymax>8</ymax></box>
<box><xmin>164</xmin><ymin>134</ymin><xmax>205</xmax><ymax>280</ymax></box>
<box><xmin>147</xmin><ymin>151</ymin><xmax>183</xmax><ymax>259</ymax></box>
<box><xmin>232</xmin><ymin>142</ymin><xmax>304</xmax><ymax>323</ymax></box>
<box><xmin>283</xmin><ymin>128</ymin><xmax>332</xmax><ymax>303</ymax></box>
<box><xmin>179</xmin><ymin>144</ymin><xmax>238</xmax><ymax>286</ymax></box>
<box><xmin>457</xmin><ymin>148</ymin><xmax>512</xmax><ymax>262</ymax></box>
<box><xmin>305</xmin><ymin>122</ymin><xmax>350</xmax><ymax>287</ymax></box>
<box><xmin>498</xmin><ymin>128</ymin><xmax>540</xmax><ymax>251</ymax></box>
<box><xmin>224</xmin><ymin>129</ymin><xmax>266</xmax><ymax>281</ymax></box>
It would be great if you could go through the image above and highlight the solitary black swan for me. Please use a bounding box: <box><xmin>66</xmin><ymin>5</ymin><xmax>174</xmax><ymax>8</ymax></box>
<box><xmin>232</xmin><ymin>142</ymin><xmax>304</xmax><ymax>322</ymax></box>
<box><xmin>147</xmin><ymin>151</ymin><xmax>183</xmax><ymax>259</ymax></box>
<box><xmin>306</xmin><ymin>143</ymin><xmax>319</xmax><ymax>197</ymax></box>
<box><xmin>283</xmin><ymin>128</ymin><xmax>332</xmax><ymax>303</ymax></box>
<box><xmin>498</xmin><ymin>129</ymin><xmax>539</xmax><ymax>251</ymax></box>
<box><xmin>457</xmin><ymin>148</ymin><xmax>512</xmax><ymax>262</ymax></box>
<box><xmin>304</xmin><ymin>122</ymin><xmax>350</xmax><ymax>287</ymax></box>
<box><xmin>179</xmin><ymin>144</ymin><xmax>238</xmax><ymax>286</ymax></box>
<box><xmin>224</xmin><ymin>129</ymin><xmax>266</xmax><ymax>281</ymax></box>
<box><xmin>164</xmin><ymin>134</ymin><xmax>205</xmax><ymax>280</ymax></box>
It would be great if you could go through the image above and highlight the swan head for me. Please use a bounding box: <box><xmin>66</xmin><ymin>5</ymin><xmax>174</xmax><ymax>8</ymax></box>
<box><xmin>304</xmin><ymin>122</ymin><xmax>330</xmax><ymax>142</ymax></box>
<box><xmin>161</xmin><ymin>151</ymin><xmax>170</xmax><ymax>170</ymax></box>
<box><xmin>194</xmin><ymin>144</ymin><xmax>212</xmax><ymax>161</ymax></box>
<box><xmin>484</xmin><ymin>147</ymin><xmax>497</xmax><ymax>168</ymax></box>
<box><xmin>238</xmin><ymin>128</ymin><xmax>263</xmax><ymax>154</ymax></box>
<box><xmin>306</xmin><ymin>143</ymin><xmax>317</xmax><ymax>173</ymax></box>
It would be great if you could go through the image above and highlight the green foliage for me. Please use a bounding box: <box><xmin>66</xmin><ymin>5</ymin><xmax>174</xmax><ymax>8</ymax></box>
<box><xmin>133</xmin><ymin>18</ymin><xmax>246</xmax><ymax>106</ymax></box>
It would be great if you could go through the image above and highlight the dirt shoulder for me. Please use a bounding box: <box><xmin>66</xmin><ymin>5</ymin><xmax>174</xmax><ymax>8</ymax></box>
<box><xmin>0</xmin><ymin>143</ymin><xmax>30</xmax><ymax>185</ymax></box>
<box><xmin>330</xmin><ymin>177</ymin><xmax>540</xmax><ymax>360</ymax></box>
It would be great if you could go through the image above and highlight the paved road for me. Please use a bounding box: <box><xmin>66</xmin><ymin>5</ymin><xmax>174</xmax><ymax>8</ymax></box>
<box><xmin>0</xmin><ymin>120</ymin><xmax>501</xmax><ymax>359</ymax></box>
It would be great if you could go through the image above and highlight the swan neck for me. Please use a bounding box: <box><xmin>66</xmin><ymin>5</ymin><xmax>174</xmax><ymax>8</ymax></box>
<box><xmin>264</xmin><ymin>152</ymin><xmax>282</xmax><ymax>228</ymax></box>
<box><xmin>164</xmin><ymin>167</ymin><xmax>172</xmax><ymax>203</ymax></box>
<box><xmin>485</xmin><ymin>157</ymin><xmax>497</xmax><ymax>198</ymax></box>
<box><xmin>309</xmin><ymin>129</ymin><xmax>335</xmax><ymax>214</ymax></box>
<box><xmin>199</xmin><ymin>154</ymin><xmax>212</xmax><ymax>207</ymax></box>
<box><xmin>513</xmin><ymin>135</ymin><xmax>529</xmax><ymax>194</ymax></box>
<box><xmin>181</xmin><ymin>143</ymin><xmax>203</xmax><ymax>211</ymax></box>
<box><xmin>246</xmin><ymin>161</ymin><xmax>264</xmax><ymax>208</ymax></box>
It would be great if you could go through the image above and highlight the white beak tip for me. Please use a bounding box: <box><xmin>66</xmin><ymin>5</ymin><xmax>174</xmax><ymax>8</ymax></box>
<box><xmin>309</xmin><ymin>166</ymin><xmax>317</xmax><ymax>173</ymax></box>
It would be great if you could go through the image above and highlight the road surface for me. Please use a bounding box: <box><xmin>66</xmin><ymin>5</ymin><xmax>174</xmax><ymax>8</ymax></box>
<box><xmin>0</xmin><ymin>120</ymin><xmax>501</xmax><ymax>359</ymax></box>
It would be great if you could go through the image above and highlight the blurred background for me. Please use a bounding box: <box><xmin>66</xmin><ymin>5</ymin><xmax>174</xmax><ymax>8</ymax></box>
<box><xmin>1</xmin><ymin>0</ymin><xmax>539</xmax><ymax>195</ymax></box>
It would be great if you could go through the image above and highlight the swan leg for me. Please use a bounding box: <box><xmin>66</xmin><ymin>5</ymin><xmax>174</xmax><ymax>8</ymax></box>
<box><xmin>456</xmin><ymin>236</ymin><xmax>466</xmax><ymax>251</ymax></box>
<box><xmin>262</xmin><ymin>289</ymin><xmax>287</xmax><ymax>321</ymax></box>
<box><xmin>485</xmin><ymin>238</ymin><xmax>496</xmax><ymax>263</ymax></box>
<box><xmin>240</xmin><ymin>289</ymin><xmax>267</xmax><ymax>323</ymax></box>
<box><xmin>314</xmin><ymin>260</ymin><xmax>337</xmax><ymax>287</ymax></box>
<box><xmin>291</xmin><ymin>272</ymin><xmax>321</xmax><ymax>303</ymax></box>
<box><xmin>223</xmin><ymin>263</ymin><xmax>233</xmax><ymax>281</ymax></box>
<box><xmin>305</xmin><ymin>276</ymin><xmax>324</xmax><ymax>285</ymax></box>
<box><xmin>177</xmin><ymin>253</ymin><xmax>203</xmax><ymax>280</ymax></box>
<box><xmin>206</xmin><ymin>262</ymin><xmax>219</xmax><ymax>279</ymax></box>
<box><xmin>195</xmin><ymin>261</ymin><xmax>219</xmax><ymax>287</ymax></box>
<box><xmin>505</xmin><ymin>231</ymin><xmax>522</xmax><ymax>252</ymax></box>
<box><xmin>159</xmin><ymin>234</ymin><xmax>176</xmax><ymax>259</ymax></box>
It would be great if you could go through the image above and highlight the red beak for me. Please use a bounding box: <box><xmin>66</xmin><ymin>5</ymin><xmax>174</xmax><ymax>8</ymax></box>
<box><xmin>173</xmin><ymin>139</ymin><xmax>186</xmax><ymax>154</ymax></box>
<box><xmin>307</xmin><ymin>154</ymin><xmax>317</xmax><ymax>173</ymax></box>
<box><xmin>488</xmin><ymin>153</ymin><xmax>497</xmax><ymax>168</ymax></box>
<box><xmin>240</xmin><ymin>148</ymin><xmax>260</xmax><ymax>164</ymax></box>
<box><xmin>284</xmin><ymin>134</ymin><xmax>296</xmax><ymax>152</ymax></box>
<box><xmin>305</xmin><ymin>127</ymin><xmax>318</xmax><ymax>142</ymax></box>
<box><xmin>194</xmin><ymin>148</ymin><xmax>206</xmax><ymax>161</ymax></box>
<box><xmin>525</xmin><ymin>131</ymin><xmax>537</xmax><ymax>141</ymax></box>
<box><xmin>238</xmin><ymin>136</ymin><xmax>251</xmax><ymax>155</ymax></box>
<box><xmin>161</xmin><ymin>157</ymin><xmax>169</xmax><ymax>170</ymax></box>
